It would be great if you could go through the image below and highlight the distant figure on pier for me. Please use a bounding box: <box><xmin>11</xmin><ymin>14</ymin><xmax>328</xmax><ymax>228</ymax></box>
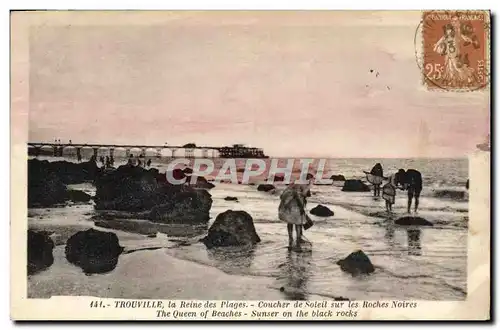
<box><xmin>69</xmin><ymin>140</ymin><xmax>72</xmax><ymax>144</ymax></box>
<box><xmin>127</xmin><ymin>154</ymin><xmax>134</xmax><ymax>166</ymax></box>
<box><xmin>76</xmin><ymin>150</ymin><xmax>82</xmax><ymax>163</ymax></box>
<box><xmin>90</xmin><ymin>155</ymin><xmax>96</xmax><ymax>164</ymax></box>
<box><xmin>146</xmin><ymin>159</ymin><xmax>152</xmax><ymax>168</ymax></box>
<box><xmin>110</xmin><ymin>155</ymin><xmax>114</xmax><ymax>166</ymax></box>
<box><xmin>99</xmin><ymin>156</ymin><xmax>105</xmax><ymax>165</ymax></box>
<box><xmin>137</xmin><ymin>158</ymin><xmax>142</xmax><ymax>167</ymax></box>
<box><xmin>105</xmin><ymin>156</ymin><xmax>111</xmax><ymax>168</ymax></box>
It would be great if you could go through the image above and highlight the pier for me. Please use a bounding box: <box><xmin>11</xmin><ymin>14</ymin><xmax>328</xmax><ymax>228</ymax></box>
<box><xmin>27</xmin><ymin>142</ymin><xmax>268</xmax><ymax>159</ymax></box>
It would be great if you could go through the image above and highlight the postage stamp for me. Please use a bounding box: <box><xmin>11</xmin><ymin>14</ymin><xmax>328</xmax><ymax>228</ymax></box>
<box><xmin>420</xmin><ymin>10</ymin><xmax>490</xmax><ymax>91</ymax></box>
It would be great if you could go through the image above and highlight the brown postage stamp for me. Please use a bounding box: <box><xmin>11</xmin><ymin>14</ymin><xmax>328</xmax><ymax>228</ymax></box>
<box><xmin>420</xmin><ymin>10</ymin><xmax>490</xmax><ymax>91</ymax></box>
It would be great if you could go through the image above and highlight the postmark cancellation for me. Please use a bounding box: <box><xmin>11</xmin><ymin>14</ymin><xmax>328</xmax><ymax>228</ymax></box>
<box><xmin>419</xmin><ymin>10</ymin><xmax>490</xmax><ymax>91</ymax></box>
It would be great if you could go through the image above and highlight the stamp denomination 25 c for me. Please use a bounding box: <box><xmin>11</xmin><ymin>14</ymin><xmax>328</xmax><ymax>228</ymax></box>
<box><xmin>420</xmin><ymin>10</ymin><xmax>490</xmax><ymax>91</ymax></box>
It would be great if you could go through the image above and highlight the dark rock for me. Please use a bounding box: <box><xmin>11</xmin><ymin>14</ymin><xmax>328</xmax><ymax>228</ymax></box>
<box><xmin>224</xmin><ymin>196</ymin><xmax>238</xmax><ymax>201</ymax></box>
<box><xmin>189</xmin><ymin>176</ymin><xmax>215</xmax><ymax>189</ymax></box>
<box><xmin>52</xmin><ymin>159</ymin><xmax>101</xmax><ymax>184</ymax></box>
<box><xmin>147</xmin><ymin>233</ymin><xmax>157</xmax><ymax>238</ymax></box>
<box><xmin>272</xmin><ymin>174</ymin><xmax>285</xmax><ymax>182</ymax></box>
<box><xmin>310</xmin><ymin>205</ymin><xmax>334</xmax><ymax>217</ymax></box>
<box><xmin>395</xmin><ymin>216</ymin><xmax>433</xmax><ymax>226</ymax></box>
<box><xmin>28</xmin><ymin>159</ymin><xmax>68</xmax><ymax>207</ymax></box>
<box><xmin>65</xmin><ymin>228</ymin><xmax>124</xmax><ymax>274</ymax></box>
<box><xmin>330</xmin><ymin>174</ymin><xmax>346</xmax><ymax>181</ymax></box>
<box><xmin>29</xmin><ymin>158</ymin><xmax>101</xmax><ymax>185</ymax></box>
<box><xmin>94</xmin><ymin>220</ymin><xmax>112</xmax><ymax>229</ymax></box>
<box><xmin>336</xmin><ymin>250</ymin><xmax>375</xmax><ymax>275</ymax></box>
<box><xmin>201</xmin><ymin>210</ymin><xmax>261</xmax><ymax>248</ymax></box>
<box><xmin>67</xmin><ymin>190</ymin><xmax>92</xmax><ymax>203</ymax></box>
<box><xmin>167</xmin><ymin>168</ymin><xmax>186</xmax><ymax>182</ymax></box>
<box><xmin>341</xmin><ymin>180</ymin><xmax>370</xmax><ymax>192</ymax></box>
<box><xmin>147</xmin><ymin>189</ymin><xmax>212</xmax><ymax>224</ymax></box>
<box><xmin>94</xmin><ymin>164</ymin><xmax>212</xmax><ymax>224</ymax></box>
<box><xmin>434</xmin><ymin>189</ymin><xmax>466</xmax><ymax>200</ymax></box>
<box><xmin>257</xmin><ymin>184</ymin><xmax>276</xmax><ymax>192</ymax></box>
<box><xmin>27</xmin><ymin>230</ymin><xmax>54</xmax><ymax>275</ymax></box>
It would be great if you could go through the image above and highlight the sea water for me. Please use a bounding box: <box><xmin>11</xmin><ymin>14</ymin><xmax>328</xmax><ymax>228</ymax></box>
<box><xmin>27</xmin><ymin>156</ymin><xmax>468</xmax><ymax>300</ymax></box>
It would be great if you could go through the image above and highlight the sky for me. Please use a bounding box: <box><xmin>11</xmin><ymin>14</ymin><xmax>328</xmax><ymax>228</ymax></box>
<box><xmin>27</xmin><ymin>11</ymin><xmax>490</xmax><ymax>158</ymax></box>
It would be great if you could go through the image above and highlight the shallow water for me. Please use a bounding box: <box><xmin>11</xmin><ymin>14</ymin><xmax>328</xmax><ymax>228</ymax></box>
<box><xmin>27</xmin><ymin>157</ymin><xmax>468</xmax><ymax>300</ymax></box>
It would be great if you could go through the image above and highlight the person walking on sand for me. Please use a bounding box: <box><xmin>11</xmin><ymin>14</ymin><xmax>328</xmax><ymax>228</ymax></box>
<box><xmin>395</xmin><ymin>169</ymin><xmax>423</xmax><ymax>214</ymax></box>
<box><xmin>279</xmin><ymin>177</ymin><xmax>313</xmax><ymax>251</ymax></box>
<box><xmin>364</xmin><ymin>163</ymin><xmax>385</xmax><ymax>197</ymax></box>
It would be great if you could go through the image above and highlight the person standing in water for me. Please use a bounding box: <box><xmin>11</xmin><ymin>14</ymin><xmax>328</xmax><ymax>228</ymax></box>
<box><xmin>382</xmin><ymin>173</ymin><xmax>397</xmax><ymax>213</ymax></box>
<box><xmin>278</xmin><ymin>177</ymin><xmax>313</xmax><ymax>251</ymax></box>
<box><xmin>365</xmin><ymin>163</ymin><xmax>384</xmax><ymax>197</ymax></box>
<box><xmin>395</xmin><ymin>169</ymin><xmax>423</xmax><ymax>214</ymax></box>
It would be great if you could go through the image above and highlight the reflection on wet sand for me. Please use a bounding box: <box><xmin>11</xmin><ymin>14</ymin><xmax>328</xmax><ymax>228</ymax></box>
<box><xmin>384</xmin><ymin>221</ymin><xmax>395</xmax><ymax>245</ymax></box>
<box><xmin>407</xmin><ymin>228</ymin><xmax>422</xmax><ymax>256</ymax></box>
<box><xmin>93</xmin><ymin>217</ymin><xmax>208</xmax><ymax>238</ymax></box>
<box><xmin>206</xmin><ymin>246</ymin><xmax>256</xmax><ymax>271</ymax></box>
<box><xmin>277</xmin><ymin>250</ymin><xmax>312</xmax><ymax>300</ymax></box>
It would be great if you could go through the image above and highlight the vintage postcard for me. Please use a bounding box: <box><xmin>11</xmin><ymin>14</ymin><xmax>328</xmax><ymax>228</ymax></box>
<box><xmin>11</xmin><ymin>10</ymin><xmax>491</xmax><ymax>321</ymax></box>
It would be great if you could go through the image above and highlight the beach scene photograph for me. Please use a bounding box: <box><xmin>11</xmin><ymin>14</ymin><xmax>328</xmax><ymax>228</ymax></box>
<box><xmin>22</xmin><ymin>11</ymin><xmax>489</xmax><ymax>302</ymax></box>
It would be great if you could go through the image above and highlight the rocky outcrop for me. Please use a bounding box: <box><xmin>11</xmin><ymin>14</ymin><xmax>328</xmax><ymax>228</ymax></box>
<box><xmin>27</xmin><ymin>230</ymin><xmax>55</xmax><ymax>275</ymax></box>
<box><xmin>28</xmin><ymin>159</ymin><xmax>99</xmax><ymax>207</ymax></box>
<box><xmin>310</xmin><ymin>205</ymin><xmax>334</xmax><ymax>217</ymax></box>
<box><xmin>67</xmin><ymin>190</ymin><xmax>92</xmax><ymax>203</ymax></box>
<box><xmin>201</xmin><ymin>210</ymin><xmax>261</xmax><ymax>248</ymax></box>
<box><xmin>28</xmin><ymin>159</ymin><xmax>68</xmax><ymax>207</ymax></box>
<box><xmin>65</xmin><ymin>228</ymin><xmax>124</xmax><ymax>274</ymax></box>
<box><xmin>257</xmin><ymin>184</ymin><xmax>276</xmax><ymax>192</ymax></box>
<box><xmin>188</xmin><ymin>176</ymin><xmax>215</xmax><ymax>189</ymax></box>
<box><xmin>336</xmin><ymin>250</ymin><xmax>375</xmax><ymax>275</ymax></box>
<box><xmin>148</xmin><ymin>189</ymin><xmax>212</xmax><ymax>224</ymax></box>
<box><xmin>395</xmin><ymin>216</ymin><xmax>433</xmax><ymax>226</ymax></box>
<box><xmin>224</xmin><ymin>196</ymin><xmax>238</xmax><ymax>202</ymax></box>
<box><xmin>29</xmin><ymin>158</ymin><xmax>101</xmax><ymax>185</ymax></box>
<box><xmin>341</xmin><ymin>180</ymin><xmax>370</xmax><ymax>192</ymax></box>
<box><xmin>94</xmin><ymin>164</ymin><xmax>212</xmax><ymax>224</ymax></box>
<box><xmin>330</xmin><ymin>174</ymin><xmax>346</xmax><ymax>181</ymax></box>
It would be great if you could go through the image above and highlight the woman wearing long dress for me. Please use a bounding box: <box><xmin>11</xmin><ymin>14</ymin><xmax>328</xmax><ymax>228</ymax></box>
<box><xmin>279</xmin><ymin>180</ymin><xmax>311</xmax><ymax>250</ymax></box>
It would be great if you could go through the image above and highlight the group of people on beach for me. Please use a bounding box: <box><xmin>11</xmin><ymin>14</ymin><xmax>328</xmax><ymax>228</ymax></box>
<box><xmin>126</xmin><ymin>154</ymin><xmax>152</xmax><ymax>168</ymax></box>
<box><xmin>278</xmin><ymin>163</ymin><xmax>423</xmax><ymax>251</ymax></box>
<box><xmin>365</xmin><ymin>163</ymin><xmax>423</xmax><ymax>214</ymax></box>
